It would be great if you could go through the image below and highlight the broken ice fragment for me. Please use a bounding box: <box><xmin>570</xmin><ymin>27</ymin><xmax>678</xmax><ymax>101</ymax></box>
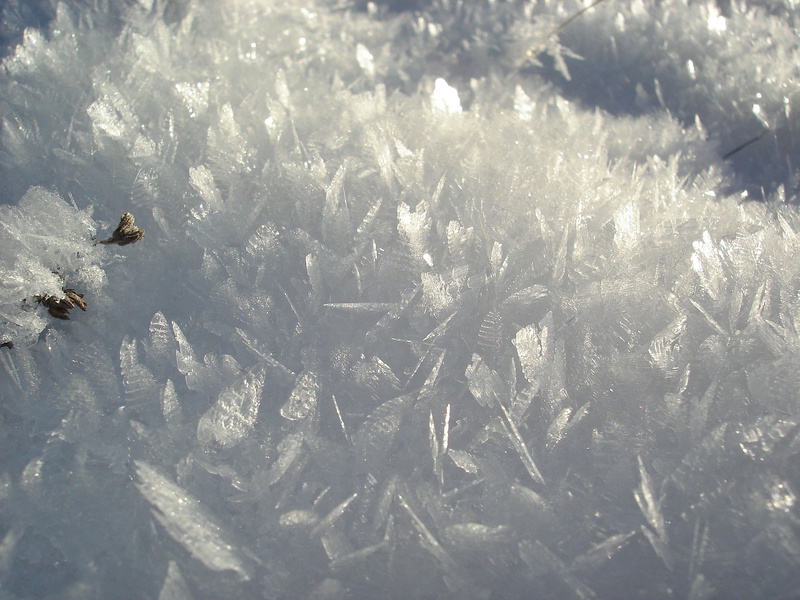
<box><xmin>134</xmin><ymin>461</ymin><xmax>252</xmax><ymax>580</ymax></box>
<box><xmin>98</xmin><ymin>212</ymin><xmax>144</xmax><ymax>245</ymax></box>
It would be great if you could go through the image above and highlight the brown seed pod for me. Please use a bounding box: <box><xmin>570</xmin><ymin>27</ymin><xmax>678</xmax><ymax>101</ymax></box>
<box><xmin>36</xmin><ymin>294</ymin><xmax>73</xmax><ymax>320</ymax></box>
<box><xmin>63</xmin><ymin>289</ymin><xmax>87</xmax><ymax>311</ymax></box>
<box><xmin>99</xmin><ymin>212</ymin><xmax>145</xmax><ymax>246</ymax></box>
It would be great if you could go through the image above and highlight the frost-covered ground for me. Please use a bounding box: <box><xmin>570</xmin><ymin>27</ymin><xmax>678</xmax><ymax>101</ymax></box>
<box><xmin>1</xmin><ymin>0</ymin><xmax>800</xmax><ymax>598</ymax></box>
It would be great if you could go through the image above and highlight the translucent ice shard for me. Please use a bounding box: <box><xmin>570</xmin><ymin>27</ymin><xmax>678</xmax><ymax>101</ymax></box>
<box><xmin>134</xmin><ymin>461</ymin><xmax>252</xmax><ymax>580</ymax></box>
<box><xmin>420</xmin><ymin>272</ymin><xmax>454</xmax><ymax>318</ymax></box>
<box><xmin>443</xmin><ymin>523</ymin><xmax>512</xmax><ymax>549</ymax></box>
<box><xmin>160</xmin><ymin>380</ymin><xmax>182</xmax><ymax>429</ymax></box>
<box><xmin>172</xmin><ymin>322</ymin><xmax>199</xmax><ymax>381</ymax></box>
<box><xmin>145</xmin><ymin>312</ymin><xmax>175</xmax><ymax>370</ymax></box>
<box><xmin>448</xmin><ymin>449</ymin><xmax>480</xmax><ymax>475</ymax></box>
<box><xmin>546</xmin><ymin>403</ymin><xmax>589</xmax><ymax>452</ymax></box>
<box><xmin>518</xmin><ymin>539</ymin><xmax>596</xmax><ymax>599</ymax></box>
<box><xmin>613</xmin><ymin>200</ymin><xmax>641</xmax><ymax>252</ymax></box>
<box><xmin>477</xmin><ymin>309</ymin><xmax>503</xmax><ymax>361</ymax></box>
<box><xmin>648</xmin><ymin>315</ymin><xmax>687</xmax><ymax>376</ymax></box>
<box><xmin>396</xmin><ymin>490</ymin><xmax>466</xmax><ymax>592</ymax></box>
<box><xmin>310</xmin><ymin>492</ymin><xmax>358</xmax><ymax>538</ymax></box>
<box><xmin>691</xmin><ymin>231</ymin><xmax>726</xmax><ymax>302</ymax></box>
<box><xmin>322</xmin><ymin>162</ymin><xmax>352</xmax><ymax>245</ymax></box>
<box><xmin>465</xmin><ymin>353</ymin><xmax>505</xmax><ymax>408</ymax></box>
<box><xmin>635</xmin><ymin>456</ymin><xmax>673</xmax><ymax>570</ymax></box>
<box><xmin>267</xmin><ymin>431</ymin><xmax>306</xmax><ymax>487</ymax></box>
<box><xmin>513</xmin><ymin>313</ymin><xmax>553</xmax><ymax>395</ymax></box>
<box><xmin>397</xmin><ymin>201</ymin><xmax>432</xmax><ymax>268</ymax></box>
<box><xmin>571</xmin><ymin>531</ymin><xmax>636</xmax><ymax>572</ymax></box>
<box><xmin>279</xmin><ymin>510</ymin><xmax>319</xmax><ymax>531</ymax></box>
<box><xmin>87</xmin><ymin>81</ymin><xmax>140</xmax><ymax>144</ymax></box>
<box><xmin>497</xmin><ymin>399</ymin><xmax>546</xmax><ymax>486</ymax></box>
<box><xmin>158</xmin><ymin>561</ymin><xmax>194</xmax><ymax>600</ymax></box>
<box><xmin>197</xmin><ymin>366</ymin><xmax>264</xmax><ymax>449</ymax></box>
<box><xmin>120</xmin><ymin>336</ymin><xmax>157</xmax><ymax>404</ymax></box>
<box><xmin>353</xmin><ymin>394</ymin><xmax>414</xmax><ymax>473</ymax></box>
<box><xmin>280</xmin><ymin>370</ymin><xmax>318</xmax><ymax>421</ymax></box>
<box><xmin>431</xmin><ymin>78</ymin><xmax>462</xmax><ymax>115</ymax></box>
<box><xmin>688</xmin><ymin>573</ymin><xmax>715</xmax><ymax>600</ymax></box>
<box><xmin>356</xmin><ymin>43</ymin><xmax>375</xmax><ymax>78</ymax></box>
<box><xmin>189</xmin><ymin>165</ymin><xmax>223</xmax><ymax>213</ymax></box>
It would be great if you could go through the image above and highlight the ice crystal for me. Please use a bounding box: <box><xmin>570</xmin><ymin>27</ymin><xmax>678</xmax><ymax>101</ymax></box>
<box><xmin>2</xmin><ymin>0</ymin><xmax>800</xmax><ymax>598</ymax></box>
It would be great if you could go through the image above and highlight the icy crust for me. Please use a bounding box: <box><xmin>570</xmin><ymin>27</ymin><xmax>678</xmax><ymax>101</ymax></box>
<box><xmin>0</xmin><ymin>0</ymin><xmax>799</xmax><ymax>599</ymax></box>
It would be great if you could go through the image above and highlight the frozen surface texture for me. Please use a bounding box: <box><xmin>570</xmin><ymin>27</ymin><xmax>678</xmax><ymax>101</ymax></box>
<box><xmin>1</xmin><ymin>0</ymin><xmax>800</xmax><ymax>598</ymax></box>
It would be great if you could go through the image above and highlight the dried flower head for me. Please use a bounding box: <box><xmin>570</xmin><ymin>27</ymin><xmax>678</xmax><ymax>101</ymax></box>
<box><xmin>99</xmin><ymin>212</ymin><xmax>145</xmax><ymax>246</ymax></box>
<box><xmin>36</xmin><ymin>294</ymin><xmax>73</xmax><ymax>320</ymax></box>
<box><xmin>63</xmin><ymin>289</ymin><xmax>87</xmax><ymax>311</ymax></box>
<box><xmin>35</xmin><ymin>288</ymin><xmax>88</xmax><ymax>320</ymax></box>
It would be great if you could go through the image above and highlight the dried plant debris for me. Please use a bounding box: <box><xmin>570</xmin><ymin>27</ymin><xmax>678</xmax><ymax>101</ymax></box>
<box><xmin>35</xmin><ymin>289</ymin><xmax>87</xmax><ymax>320</ymax></box>
<box><xmin>98</xmin><ymin>212</ymin><xmax>145</xmax><ymax>246</ymax></box>
<box><xmin>63</xmin><ymin>289</ymin><xmax>88</xmax><ymax>311</ymax></box>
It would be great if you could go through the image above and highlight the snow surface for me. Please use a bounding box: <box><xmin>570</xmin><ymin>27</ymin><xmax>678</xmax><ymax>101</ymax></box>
<box><xmin>1</xmin><ymin>0</ymin><xmax>800</xmax><ymax>598</ymax></box>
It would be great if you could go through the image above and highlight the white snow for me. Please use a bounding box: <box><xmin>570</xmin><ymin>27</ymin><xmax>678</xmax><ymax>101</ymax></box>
<box><xmin>1</xmin><ymin>0</ymin><xmax>800</xmax><ymax>598</ymax></box>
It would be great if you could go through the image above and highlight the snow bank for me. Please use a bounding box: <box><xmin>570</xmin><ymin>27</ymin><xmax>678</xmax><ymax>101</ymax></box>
<box><xmin>1</xmin><ymin>0</ymin><xmax>799</xmax><ymax>598</ymax></box>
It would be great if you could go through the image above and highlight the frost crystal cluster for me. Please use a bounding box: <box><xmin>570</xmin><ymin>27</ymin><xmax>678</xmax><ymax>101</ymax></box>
<box><xmin>1</xmin><ymin>0</ymin><xmax>800</xmax><ymax>598</ymax></box>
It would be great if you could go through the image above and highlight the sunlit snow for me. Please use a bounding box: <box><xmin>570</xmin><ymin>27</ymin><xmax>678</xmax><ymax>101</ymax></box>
<box><xmin>1</xmin><ymin>0</ymin><xmax>800</xmax><ymax>598</ymax></box>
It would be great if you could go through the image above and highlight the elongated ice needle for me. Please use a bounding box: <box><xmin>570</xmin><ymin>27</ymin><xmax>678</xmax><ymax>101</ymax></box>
<box><xmin>310</xmin><ymin>492</ymin><xmax>358</xmax><ymax>538</ymax></box>
<box><xmin>332</xmin><ymin>394</ymin><xmax>350</xmax><ymax>444</ymax></box>
<box><xmin>497</xmin><ymin>400</ymin><xmax>545</xmax><ymax>486</ymax></box>
<box><xmin>442</xmin><ymin>403</ymin><xmax>451</xmax><ymax>455</ymax></box>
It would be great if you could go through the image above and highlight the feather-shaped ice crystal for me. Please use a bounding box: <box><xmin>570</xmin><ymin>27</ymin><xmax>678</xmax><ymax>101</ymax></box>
<box><xmin>135</xmin><ymin>461</ymin><xmax>252</xmax><ymax>580</ymax></box>
<box><xmin>197</xmin><ymin>366</ymin><xmax>264</xmax><ymax>448</ymax></box>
